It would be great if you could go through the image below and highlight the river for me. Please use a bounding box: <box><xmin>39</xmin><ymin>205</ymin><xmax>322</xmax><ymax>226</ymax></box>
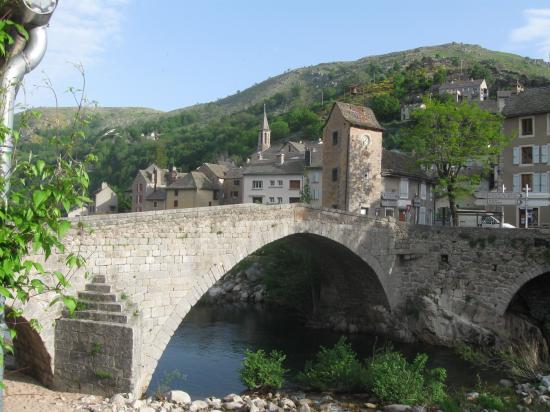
<box><xmin>147</xmin><ymin>302</ymin><xmax>493</xmax><ymax>399</ymax></box>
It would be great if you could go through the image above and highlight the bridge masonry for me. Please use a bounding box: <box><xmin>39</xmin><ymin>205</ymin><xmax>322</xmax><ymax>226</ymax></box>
<box><xmin>11</xmin><ymin>204</ymin><xmax>550</xmax><ymax>396</ymax></box>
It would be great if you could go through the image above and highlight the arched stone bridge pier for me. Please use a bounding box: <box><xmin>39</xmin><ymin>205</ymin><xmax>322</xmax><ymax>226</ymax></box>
<box><xmin>11</xmin><ymin>204</ymin><xmax>550</xmax><ymax>396</ymax></box>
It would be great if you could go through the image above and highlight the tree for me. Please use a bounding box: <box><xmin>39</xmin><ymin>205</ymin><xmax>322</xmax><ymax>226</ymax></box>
<box><xmin>402</xmin><ymin>100</ymin><xmax>510</xmax><ymax>226</ymax></box>
<box><xmin>270</xmin><ymin>119</ymin><xmax>290</xmax><ymax>140</ymax></box>
<box><xmin>369</xmin><ymin>93</ymin><xmax>401</xmax><ymax>122</ymax></box>
<box><xmin>0</xmin><ymin>22</ymin><xmax>94</xmax><ymax>396</ymax></box>
<box><xmin>468</xmin><ymin>62</ymin><xmax>492</xmax><ymax>83</ymax></box>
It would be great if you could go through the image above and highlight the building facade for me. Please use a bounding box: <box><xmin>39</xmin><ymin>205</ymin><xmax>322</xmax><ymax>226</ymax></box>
<box><xmin>322</xmin><ymin>102</ymin><xmax>434</xmax><ymax>223</ymax></box>
<box><xmin>438</xmin><ymin>79</ymin><xmax>488</xmax><ymax>101</ymax></box>
<box><xmin>501</xmin><ymin>87</ymin><xmax>550</xmax><ymax>227</ymax></box>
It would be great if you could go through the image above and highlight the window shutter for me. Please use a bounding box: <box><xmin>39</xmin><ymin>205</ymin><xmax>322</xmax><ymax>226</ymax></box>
<box><xmin>542</xmin><ymin>173</ymin><xmax>549</xmax><ymax>193</ymax></box>
<box><xmin>534</xmin><ymin>173</ymin><xmax>541</xmax><ymax>192</ymax></box>
<box><xmin>534</xmin><ymin>145</ymin><xmax>540</xmax><ymax>163</ymax></box>
<box><xmin>399</xmin><ymin>179</ymin><xmax>409</xmax><ymax>198</ymax></box>
<box><xmin>542</xmin><ymin>145</ymin><xmax>549</xmax><ymax>164</ymax></box>
<box><xmin>513</xmin><ymin>147</ymin><xmax>520</xmax><ymax>165</ymax></box>
<box><xmin>513</xmin><ymin>174</ymin><xmax>520</xmax><ymax>192</ymax></box>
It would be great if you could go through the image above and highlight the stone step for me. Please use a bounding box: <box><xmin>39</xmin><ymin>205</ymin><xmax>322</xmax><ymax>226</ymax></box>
<box><xmin>77</xmin><ymin>291</ymin><xmax>117</xmax><ymax>302</ymax></box>
<box><xmin>92</xmin><ymin>275</ymin><xmax>106</xmax><ymax>284</ymax></box>
<box><xmin>63</xmin><ymin>309</ymin><xmax>128</xmax><ymax>324</ymax></box>
<box><xmin>77</xmin><ymin>300</ymin><xmax>123</xmax><ymax>313</ymax></box>
<box><xmin>85</xmin><ymin>283</ymin><xmax>112</xmax><ymax>293</ymax></box>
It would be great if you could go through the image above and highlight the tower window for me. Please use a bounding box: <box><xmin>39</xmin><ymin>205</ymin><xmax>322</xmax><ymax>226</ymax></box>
<box><xmin>332</xmin><ymin>131</ymin><xmax>338</xmax><ymax>145</ymax></box>
<box><xmin>332</xmin><ymin>168</ymin><xmax>338</xmax><ymax>181</ymax></box>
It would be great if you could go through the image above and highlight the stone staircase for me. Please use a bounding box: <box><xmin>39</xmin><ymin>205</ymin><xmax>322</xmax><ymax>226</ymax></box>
<box><xmin>55</xmin><ymin>274</ymin><xmax>140</xmax><ymax>396</ymax></box>
<box><xmin>62</xmin><ymin>275</ymin><xmax>129</xmax><ymax>324</ymax></box>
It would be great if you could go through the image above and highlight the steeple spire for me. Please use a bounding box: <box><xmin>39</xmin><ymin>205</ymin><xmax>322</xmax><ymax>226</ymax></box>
<box><xmin>257</xmin><ymin>103</ymin><xmax>271</xmax><ymax>152</ymax></box>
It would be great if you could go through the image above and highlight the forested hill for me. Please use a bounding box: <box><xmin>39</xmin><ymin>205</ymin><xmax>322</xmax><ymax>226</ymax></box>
<box><xmin>18</xmin><ymin>42</ymin><xmax>550</xmax><ymax>202</ymax></box>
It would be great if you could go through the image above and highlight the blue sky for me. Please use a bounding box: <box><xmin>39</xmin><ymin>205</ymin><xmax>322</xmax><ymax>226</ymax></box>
<box><xmin>18</xmin><ymin>0</ymin><xmax>550</xmax><ymax>111</ymax></box>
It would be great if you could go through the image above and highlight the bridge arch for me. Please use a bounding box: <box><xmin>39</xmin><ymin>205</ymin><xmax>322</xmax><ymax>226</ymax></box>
<box><xmin>498</xmin><ymin>264</ymin><xmax>550</xmax><ymax>316</ymax></box>
<box><xmin>142</xmin><ymin>227</ymin><xmax>393</xmax><ymax>394</ymax></box>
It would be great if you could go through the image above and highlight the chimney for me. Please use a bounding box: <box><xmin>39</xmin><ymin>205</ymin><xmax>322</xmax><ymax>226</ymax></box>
<box><xmin>168</xmin><ymin>165</ymin><xmax>177</xmax><ymax>184</ymax></box>
<box><xmin>278</xmin><ymin>153</ymin><xmax>285</xmax><ymax>165</ymax></box>
<box><xmin>305</xmin><ymin>149</ymin><xmax>311</xmax><ymax>167</ymax></box>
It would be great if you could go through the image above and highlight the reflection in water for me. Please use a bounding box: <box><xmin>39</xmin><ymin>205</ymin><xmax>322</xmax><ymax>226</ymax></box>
<box><xmin>147</xmin><ymin>302</ymin><xmax>491</xmax><ymax>399</ymax></box>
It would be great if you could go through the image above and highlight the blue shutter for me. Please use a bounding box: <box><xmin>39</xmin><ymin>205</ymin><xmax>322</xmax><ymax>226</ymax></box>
<box><xmin>541</xmin><ymin>173</ymin><xmax>549</xmax><ymax>194</ymax></box>
<box><xmin>513</xmin><ymin>174</ymin><xmax>520</xmax><ymax>192</ymax></box>
<box><xmin>534</xmin><ymin>173</ymin><xmax>541</xmax><ymax>192</ymax></box>
<box><xmin>542</xmin><ymin>145</ymin><xmax>549</xmax><ymax>164</ymax></box>
<box><xmin>534</xmin><ymin>145</ymin><xmax>540</xmax><ymax>164</ymax></box>
<box><xmin>513</xmin><ymin>147</ymin><xmax>520</xmax><ymax>165</ymax></box>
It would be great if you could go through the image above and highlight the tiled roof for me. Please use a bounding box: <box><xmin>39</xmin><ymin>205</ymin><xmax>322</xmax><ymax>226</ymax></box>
<box><xmin>243</xmin><ymin>158</ymin><xmax>305</xmax><ymax>176</ymax></box>
<box><xmin>334</xmin><ymin>102</ymin><xmax>383</xmax><ymax>131</ymax></box>
<box><xmin>145</xmin><ymin>189</ymin><xmax>166</xmax><ymax>201</ymax></box>
<box><xmin>225</xmin><ymin>167</ymin><xmax>243</xmax><ymax>179</ymax></box>
<box><xmin>168</xmin><ymin>171</ymin><xmax>214</xmax><ymax>190</ymax></box>
<box><xmin>202</xmin><ymin>163</ymin><xmax>229</xmax><ymax>179</ymax></box>
<box><xmin>381</xmin><ymin>150</ymin><xmax>432</xmax><ymax>181</ymax></box>
<box><xmin>439</xmin><ymin>79</ymin><xmax>485</xmax><ymax>90</ymax></box>
<box><xmin>502</xmin><ymin>87</ymin><xmax>550</xmax><ymax>118</ymax></box>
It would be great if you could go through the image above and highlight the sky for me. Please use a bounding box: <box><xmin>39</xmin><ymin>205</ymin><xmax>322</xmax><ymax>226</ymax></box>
<box><xmin>16</xmin><ymin>0</ymin><xmax>550</xmax><ymax>112</ymax></box>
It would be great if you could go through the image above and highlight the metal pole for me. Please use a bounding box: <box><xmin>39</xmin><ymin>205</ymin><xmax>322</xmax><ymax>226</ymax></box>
<box><xmin>524</xmin><ymin>184</ymin><xmax>529</xmax><ymax>229</ymax></box>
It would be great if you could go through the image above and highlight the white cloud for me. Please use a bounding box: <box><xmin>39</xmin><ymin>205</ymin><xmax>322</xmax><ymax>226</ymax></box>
<box><xmin>510</xmin><ymin>8</ymin><xmax>550</xmax><ymax>60</ymax></box>
<box><xmin>19</xmin><ymin>0</ymin><xmax>129</xmax><ymax>107</ymax></box>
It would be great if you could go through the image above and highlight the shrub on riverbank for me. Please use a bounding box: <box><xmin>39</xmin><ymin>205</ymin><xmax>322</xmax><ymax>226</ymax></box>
<box><xmin>297</xmin><ymin>337</ymin><xmax>370</xmax><ymax>392</ymax></box>
<box><xmin>296</xmin><ymin>338</ymin><xmax>447</xmax><ymax>404</ymax></box>
<box><xmin>239</xmin><ymin>349</ymin><xmax>288</xmax><ymax>391</ymax></box>
<box><xmin>368</xmin><ymin>349</ymin><xmax>447</xmax><ymax>404</ymax></box>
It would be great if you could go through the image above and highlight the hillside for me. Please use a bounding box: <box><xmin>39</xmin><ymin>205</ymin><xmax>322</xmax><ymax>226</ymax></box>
<box><xmin>19</xmin><ymin>42</ymin><xmax>550</xmax><ymax>204</ymax></box>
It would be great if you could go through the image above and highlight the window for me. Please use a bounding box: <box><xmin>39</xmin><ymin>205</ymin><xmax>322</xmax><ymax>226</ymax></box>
<box><xmin>332</xmin><ymin>168</ymin><xmax>338</xmax><ymax>182</ymax></box>
<box><xmin>289</xmin><ymin>180</ymin><xmax>301</xmax><ymax>190</ymax></box>
<box><xmin>270</xmin><ymin>180</ymin><xmax>276</xmax><ymax>187</ymax></box>
<box><xmin>520</xmin><ymin>117</ymin><xmax>534</xmax><ymax>137</ymax></box>
<box><xmin>252</xmin><ymin>180</ymin><xmax>263</xmax><ymax>189</ymax></box>
<box><xmin>234</xmin><ymin>179</ymin><xmax>240</xmax><ymax>186</ymax></box>
<box><xmin>420</xmin><ymin>183</ymin><xmax>427</xmax><ymax>200</ymax></box>
<box><xmin>289</xmin><ymin>197</ymin><xmax>300</xmax><ymax>203</ymax></box>
<box><xmin>138</xmin><ymin>183</ymin><xmax>143</xmax><ymax>192</ymax></box>
<box><xmin>213</xmin><ymin>190</ymin><xmax>219</xmax><ymax>200</ymax></box>
<box><xmin>252</xmin><ymin>196</ymin><xmax>263</xmax><ymax>204</ymax></box>
<box><xmin>231</xmin><ymin>191</ymin><xmax>239</xmax><ymax>198</ymax></box>
<box><xmin>521</xmin><ymin>173</ymin><xmax>533</xmax><ymax>191</ymax></box>
<box><xmin>137</xmin><ymin>194</ymin><xmax>142</xmax><ymax>203</ymax></box>
<box><xmin>385</xmin><ymin>208</ymin><xmax>394</xmax><ymax>218</ymax></box>
<box><xmin>312</xmin><ymin>188</ymin><xmax>320</xmax><ymax>200</ymax></box>
<box><xmin>521</xmin><ymin>146</ymin><xmax>533</xmax><ymax>164</ymax></box>
<box><xmin>360</xmin><ymin>207</ymin><xmax>368</xmax><ymax>216</ymax></box>
<box><xmin>174</xmin><ymin>190</ymin><xmax>179</xmax><ymax>196</ymax></box>
<box><xmin>364</xmin><ymin>171</ymin><xmax>369</xmax><ymax>181</ymax></box>
<box><xmin>277</xmin><ymin>179</ymin><xmax>283</xmax><ymax>186</ymax></box>
<box><xmin>399</xmin><ymin>178</ymin><xmax>409</xmax><ymax>199</ymax></box>
<box><xmin>269</xmin><ymin>197</ymin><xmax>275</xmax><ymax>203</ymax></box>
<box><xmin>419</xmin><ymin>207</ymin><xmax>427</xmax><ymax>225</ymax></box>
<box><xmin>153</xmin><ymin>201</ymin><xmax>158</xmax><ymax>208</ymax></box>
<box><xmin>173</xmin><ymin>199</ymin><xmax>178</xmax><ymax>207</ymax></box>
<box><xmin>332</xmin><ymin>131</ymin><xmax>338</xmax><ymax>145</ymax></box>
<box><xmin>311</xmin><ymin>171</ymin><xmax>320</xmax><ymax>183</ymax></box>
<box><xmin>533</xmin><ymin>173</ymin><xmax>549</xmax><ymax>193</ymax></box>
<box><xmin>277</xmin><ymin>197</ymin><xmax>283</xmax><ymax>203</ymax></box>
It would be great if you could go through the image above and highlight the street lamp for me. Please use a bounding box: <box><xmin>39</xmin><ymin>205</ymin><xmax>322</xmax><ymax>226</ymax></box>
<box><xmin>0</xmin><ymin>0</ymin><xmax>58</xmax><ymax>198</ymax></box>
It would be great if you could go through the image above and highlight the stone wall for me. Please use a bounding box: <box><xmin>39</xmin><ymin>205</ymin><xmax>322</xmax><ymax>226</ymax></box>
<box><xmin>13</xmin><ymin>203</ymin><xmax>550</xmax><ymax>396</ymax></box>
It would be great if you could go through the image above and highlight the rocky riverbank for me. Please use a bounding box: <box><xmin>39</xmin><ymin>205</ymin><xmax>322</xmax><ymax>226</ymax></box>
<box><xmin>6</xmin><ymin>369</ymin><xmax>550</xmax><ymax>412</ymax></box>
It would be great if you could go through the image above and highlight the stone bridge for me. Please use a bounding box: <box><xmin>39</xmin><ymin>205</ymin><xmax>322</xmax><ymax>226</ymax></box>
<box><xmin>10</xmin><ymin>204</ymin><xmax>550</xmax><ymax>396</ymax></box>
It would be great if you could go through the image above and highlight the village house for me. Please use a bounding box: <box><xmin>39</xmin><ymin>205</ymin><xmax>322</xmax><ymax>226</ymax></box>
<box><xmin>68</xmin><ymin>182</ymin><xmax>118</xmax><ymax>217</ymax></box>
<box><xmin>322</xmin><ymin>102</ymin><xmax>435</xmax><ymax>224</ymax></box>
<box><xmin>437</xmin><ymin>78</ymin><xmax>488</xmax><ymax>101</ymax></box>
<box><xmin>499</xmin><ymin>86</ymin><xmax>550</xmax><ymax>227</ymax></box>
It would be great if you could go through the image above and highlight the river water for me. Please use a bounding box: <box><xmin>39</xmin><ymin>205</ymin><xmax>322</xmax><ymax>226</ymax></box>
<box><xmin>147</xmin><ymin>302</ymin><xmax>492</xmax><ymax>399</ymax></box>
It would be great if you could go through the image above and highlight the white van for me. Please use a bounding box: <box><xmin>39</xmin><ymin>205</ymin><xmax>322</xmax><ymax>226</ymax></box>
<box><xmin>458</xmin><ymin>213</ymin><xmax>515</xmax><ymax>228</ymax></box>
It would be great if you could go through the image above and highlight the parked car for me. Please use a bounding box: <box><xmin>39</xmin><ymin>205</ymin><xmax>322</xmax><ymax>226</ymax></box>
<box><xmin>458</xmin><ymin>213</ymin><xmax>515</xmax><ymax>228</ymax></box>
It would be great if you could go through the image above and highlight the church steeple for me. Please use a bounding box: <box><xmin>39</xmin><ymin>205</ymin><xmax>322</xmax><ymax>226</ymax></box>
<box><xmin>258</xmin><ymin>104</ymin><xmax>271</xmax><ymax>152</ymax></box>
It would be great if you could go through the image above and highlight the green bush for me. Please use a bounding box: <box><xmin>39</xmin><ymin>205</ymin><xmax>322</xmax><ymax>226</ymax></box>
<box><xmin>297</xmin><ymin>337</ymin><xmax>370</xmax><ymax>392</ymax></box>
<box><xmin>368</xmin><ymin>350</ymin><xmax>447</xmax><ymax>405</ymax></box>
<box><xmin>477</xmin><ymin>392</ymin><xmax>509</xmax><ymax>411</ymax></box>
<box><xmin>239</xmin><ymin>349</ymin><xmax>287</xmax><ymax>390</ymax></box>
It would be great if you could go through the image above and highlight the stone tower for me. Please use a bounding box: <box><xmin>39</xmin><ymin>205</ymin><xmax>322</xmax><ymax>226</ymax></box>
<box><xmin>258</xmin><ymin>104</ymin><xmax>271</xmax><ymax>152</ymax></box>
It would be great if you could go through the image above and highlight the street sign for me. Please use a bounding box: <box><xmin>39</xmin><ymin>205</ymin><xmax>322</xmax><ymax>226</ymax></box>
<box><xmin>382</xmin><ymin>192</ymin><xmax>399</xmax><ymax>200</ymax></box>
<box><xmin>475</xmin><ymin>191</ymin><xmax>520</xmax><ymax>200</ymax></box>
